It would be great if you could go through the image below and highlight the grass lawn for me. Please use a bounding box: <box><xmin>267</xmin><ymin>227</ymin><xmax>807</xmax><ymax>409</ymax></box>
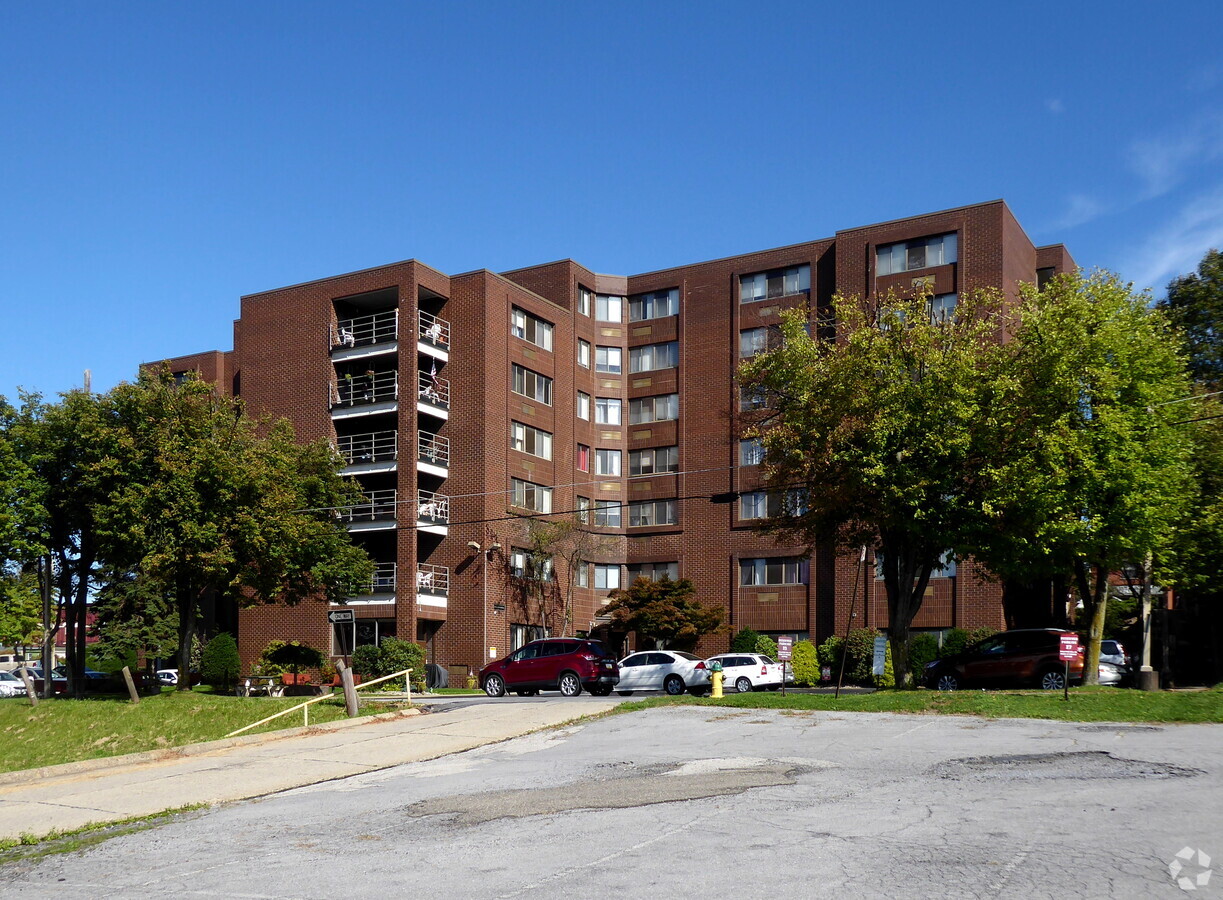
<box><xmin>616</xmin><ymin>686</ymin><xmax>1223</xmax><ymax>724</ymax></box>
<box><xmin>0</xmin><ymin>688</ymin><xmax>405</xmax><ymax>774</ymax></box>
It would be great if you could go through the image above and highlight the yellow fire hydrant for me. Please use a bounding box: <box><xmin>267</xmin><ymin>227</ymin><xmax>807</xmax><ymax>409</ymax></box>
<box><xmin>711</xmin><ymin>661</ymin><xmax>723</xmax><ymax>699</ymax></box>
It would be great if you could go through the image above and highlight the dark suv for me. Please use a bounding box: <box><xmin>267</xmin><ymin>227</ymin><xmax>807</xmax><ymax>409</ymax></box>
<box><xmin>480</xmin><ymin>638</ymin><xmax>620</xmax><ymax>697</ymax></box>
<box><xmin>924</xmin><ymin>629</ymin><xmax>1084</xmax><ymax>691</ymax></box>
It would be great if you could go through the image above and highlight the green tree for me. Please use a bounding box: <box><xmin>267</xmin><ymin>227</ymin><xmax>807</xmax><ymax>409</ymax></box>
<box><xmin>199</xmin><ymin>632</ymin><xmax>240</xmax><ymax>690</ymax></box>
<box><xmin>739</xmin><ymin>289</ymin><xmax>1006</xmax><ymax>687</ymax></box>
<box><xmin>968</xmin><ymin>272</ymin><xmax>1194</xmax><ymax>683</ymax></box>
<box><xmin>790</xmin><ymin>639</ymin><xmax>819</xmax><ymax>686</ymax></box>
<box><xmin>0</xmin><ymin>571</ymin><xmax>42</xmax><ymax>648</ymax></box>
<box><xmin>1159</xmin><ymin>249</ymin><xmax>1223</xmax><ymax>388</ymax></box>
<box><xmin>754</xmin><ymin>634</ymin><xmax>779</xmax><ymax>659</ymax></box>
<box><xmin>730</xmin><ymin>627</ymin><xmax>762</xmax><ymax>653</ymax></box>
<box><xmin>602</xmin><ymin>576</ymin><xmax>726</xmax><ymax>651</ymax></box>
<box><xmin>90</xmin><ymin>571</ymin><xmax>179</xmax><ymax>676</ymax></box>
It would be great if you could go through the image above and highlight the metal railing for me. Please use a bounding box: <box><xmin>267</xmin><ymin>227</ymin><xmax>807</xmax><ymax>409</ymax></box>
<box><xmin>366</xmin><ymin>562</ymin><xmax>396</xmax><ymax>594</ymax></box>
<box><xmin>416</xmin><ymin>490</ymin><xmax>449</xmax><ymax>524</ymax></box>
<box><xmin>417</xmin><ymin>371</ymin><xmax>450</xmax><ymax>408</ymax></box>
<box><xmin>418</xmin><ymin>310</ymin><xmax>450</xmax><ymax>349</ymax></box>
<box><xmin>333</xmin><ymin>370</ymin><xmax>398</xmax><ymax>407</ymax></box>
<box><xmin>337</xmin><ymin>430</ymin><xmax>398</xmax><ymax>466</ymax></box>
<box><xmin>225</xmin><ymin>667</ymin><xmax>415</xmax><ymax>737</ymax></box>
<box><xmin>418</xmin><ymin>432</ymin><xmax>449</xmax><ymax>468</ymax></box>
<box><xmin>333</xmin><ymin>310</ymin><xmax>398</xmax><ymax>348</ymax></box>
<box><xmin>339</xmin><ymin>489</ymin><xmax>397</xmax><ymax>524</ymax></box>
<box><xmin>415</xmin><ymin>563</ymin><xmax>449</xmax><ymax>595</ymax></box>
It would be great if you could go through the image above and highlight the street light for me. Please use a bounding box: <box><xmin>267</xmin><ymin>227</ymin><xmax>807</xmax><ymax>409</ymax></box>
<box><xmin>468</xmin><ymin>540</ymin><xmax>501</xmax><ymax>665</ymax></box>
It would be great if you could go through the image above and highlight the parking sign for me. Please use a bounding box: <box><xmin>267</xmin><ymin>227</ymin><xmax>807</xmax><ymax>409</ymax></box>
<box><xmin>777</xmin><ymin>636</ymin><xmax>793</xmax><ymax>661</ymax></box>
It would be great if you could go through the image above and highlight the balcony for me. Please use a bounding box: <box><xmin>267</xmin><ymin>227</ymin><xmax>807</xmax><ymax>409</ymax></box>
<box><xmin>417</xmin><ymin>370</ymin><xmax>450</xmax><ymax>419</ymax></box>
<box><xmin>416</xmin><ymin>490</ymin><xmax>449</xmax><ymax>536</ymax></box>
<box><xmin>331</xmin><ymin>310</ymin><xmax>398</xmax><ymax>363</ymax></box>
<box><xmin>416</xmin><ymin>563</ymin><xmax>449</xmax><ymax>609</ymax></box>
<box><xmin>331</xmin><ymin>371</ymin><xmax>398</xmax><ymax>419</ymax></box>
<box><xmin>338</xmin><ymin>562</ymin><xmax>396</xmax><ymax>604</ymax></box>
<box><xmin>418</xmin><ymin>431</ymin><xmax>449</xmax><ymax>479</ymax></box>
<box><xmin>338</xmin><ymin>489</ymin><xmax>397</xmax><ymax>532</ymax></box>
<box><xmin>338</xmin><ymin>430</ymin><xmax>397</xmax><ymax>475</ymax></box>
<box><xmin>418</xmin><ymin>311</ymin><xmax>450</xmax><ymax>362</ymax></box>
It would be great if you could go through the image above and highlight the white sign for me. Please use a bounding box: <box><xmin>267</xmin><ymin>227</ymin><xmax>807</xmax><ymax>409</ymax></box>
<box><xmin>872</xmin><ymin>635</ymin><xmax>888</xmax><ymax>676</ymax></box>
<box><xmin>328</xmin><ymin>610</ymin><xmax>354</xmax><ymax>623</ymax></box>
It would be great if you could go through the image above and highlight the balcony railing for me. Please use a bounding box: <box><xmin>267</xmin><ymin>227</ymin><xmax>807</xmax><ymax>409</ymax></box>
<box><xmin>418</xmin><ymin>310</ymin><xmax>450</xmax><ymax>350</ymax></box>
<box><xmin>333</xmin><ymin>310</ymin><xmax>398</xmax><ymax>349</ymax></box>
<box><xmin>417</xmin><ymin>371</ymin><xmax>450</xmax><ymax>409</ymax></box>
<box><xmin>339</xmin><ymin>489</ymin><xmax>397</xmax><ymax>524</ymax></box>
<box><xmin>358</xmin><ymin>562</ymin><xmax>396</xmax><ymax>595</ymax></box>
<box><xmin>333</xmin><ymin>370</ymin><xmax>398</xmax><ymax>407</ymax></box>
<box><xmin>418</xmin><ymin>432</ymin><xmax>449</xmax><ymax>468</ymax></box>
<box><xmin>337</xmin><ymin>430</ymin><xmax>397</xmax><ymax>466</ymax></box>
<box><xmin>416</xmin><ymin>490</ymin><xmax>449</xmax><ymax>524</ymax></box>
<box><xmin>416</xmin><ymin>563</ymin><xmax>449</xmax><ymax>595</ymax></box>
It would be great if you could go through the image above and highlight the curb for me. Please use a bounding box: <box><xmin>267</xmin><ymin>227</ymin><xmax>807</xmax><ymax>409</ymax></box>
<box><xmin>0</xmin><ymin>707</ymin><xmax>424</xmax><ymax>790</ymax></box>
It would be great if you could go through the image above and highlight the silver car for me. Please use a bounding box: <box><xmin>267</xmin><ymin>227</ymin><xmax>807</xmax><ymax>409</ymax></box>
<box><xmin>0</xmin><ymin>671</ymin><xmax>26</xmax><ymax>698</ymax></box>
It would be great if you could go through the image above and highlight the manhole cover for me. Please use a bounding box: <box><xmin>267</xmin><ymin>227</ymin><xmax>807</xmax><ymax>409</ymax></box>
<box><xmin>932</xmin><ymin>751</ymin><xmax>1202</xmax><ymax>781</ymax></box>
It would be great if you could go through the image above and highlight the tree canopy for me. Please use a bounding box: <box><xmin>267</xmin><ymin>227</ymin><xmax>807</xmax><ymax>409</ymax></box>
<box><xmin>1159</xmin><ymin>248</ymin><xmax>1223</xmax><ymax>388</ymax></box>
<box><xmin>602</xmin><ymin>575</ymin><xmax>725</xmax><ymax>651</ymax></box>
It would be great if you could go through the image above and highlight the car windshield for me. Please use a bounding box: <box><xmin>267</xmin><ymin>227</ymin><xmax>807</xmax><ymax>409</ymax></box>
<box><xmin>0</xmin><ymin>672</ymin><xmax>18</xmax><ymax>682</ymax></box>
<box><xmin>758</xmin><ymin>656</ymin><xmax>776</xmax><ymax>665</ymax></box>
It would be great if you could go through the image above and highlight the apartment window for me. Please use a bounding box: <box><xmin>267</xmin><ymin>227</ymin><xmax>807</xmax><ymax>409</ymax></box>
<box><xmin>629</xmin><ymin>288</ymin><xmax>679</xmax><ymax>322</ymax></box>
<box><xmin>739</xmin><ymin>327</ymin><xmax>769</xmax><ymax>358</ymax></box>
<box><xmin>510</xmin><ymin>548</ymin><xmax>554</xmax><ymax>581</ymax></box>
<box><xmin>739</xmin><ymin>264</ymin><xmax>810</xmax><ymax>303</ymax></box>
<box><xmin>627</xmin><ymin>561</ymin><xmax>679</xmax><ymax>582</ymax></box>
<box><xmin>593</xmin><ymin>500</ymin><xmax>621</xmax><ymax>527</ymax></box>
<box><xmin>511</xmin><ymin>308</ymin><xmax>553</xmax><ymax>351</ymax></box>
<box><xmin>739</xmin><ymin>438</ymin><xmax>765</xmax><ymax>466</ymax></box>
<box><xmin>576</xmin><ymin>495</ymin><xmax>591</xmax><ymax>523</ymax></box>
<box><xmin>739</xmin><ymin>556</ymin><xmax>808</xmax><ymax>586</ymax></box>
<box><xmin>577</xmin><ymin>391</ymin><xmax>590</xmax><ymax>420</ymax></box>
<box><xmin>739</xmin><ymin>384</ymin><xmax>768</xmax><ymax>411</ymax></box>
<box><xmin>512</xmin><ymin>364</ymin><xmax>552</xmax><ymax>405</ymax></box>
<box><xmin>510</xmin><ymin>477</ymin><xmax>553</xmax><ymax>513</ymax></box>
<box><xmin>629</xmin><ymin>446</ymin><xmax>678</xmax><ymax>476</ymax></box>
<box><xmin>578</xmin><ymin>286</ymin><xmax>592</xmax><ymax>316</ymax></box>
<box><xmin>595</xmin><ymin>397</ymin><xmax>622</xmax><ymax>425</ymax></box>
<box><xmin>629</xmin><ymin>393</ymin><xmax>679</xmax><ymax>424</ymax></box>
<box><xmin>628</xmin><ymin>499</ymin><xmax>677</xmax><ymax>527</ymax></box>
<box><xmin>876</xmin><ymin>550</ymin><xmax>957</xmax><ymax>580</ymax></box>
<box><xmin>595</xmin><ymin>345</ymin><xmax>622</xmax><ymax>374</ymax></box>
<box><xmin>511</xmin><ymin>422</ymin><xmax>553</xmax><ymax>460</ymax></box>
<box><xmin>578</xmin><ymin>340</ymin><xmax>591</xmax><ymax>368</ymax></box>
<box><xmin>594</xmin><ymin>564</ymin><xmax>621</xmax><ymax>590</ymax></box>
<box><xmin>576</xmin><ymin>444</ymin><xmax>590</xmax><ymax>472</ymax></box>
<box><xmin>596</xmin><ymin>294</ymin><xmax>623</xmax><ymax>323</ymax></box>
<box><xmin>595</xmin><ymin>448</ymin><xmax>621</xmax><ymax>476</ymax></box>
<box><xmin>629</xmin><ymin>341</ymin><xmax>679</xmax><ymax>373</ymax></box>
<box><xmin>930</xmin><ymin>293</ymin><xmax>957</xmax><ymax>322</ymax></box>
<box><xmin>739</xmin><ymin>489</ymin><xmax>806</xmax><ymax>521</ymax></box>
<box><xmin>875</xmin><ymin>233</ymin><xmax>958</xmax><ymax>276</ymax></box>
<box><xmin>575</xmin><ymin>560</ymin><xmax>589</xmax><ymax>587</ymax></box>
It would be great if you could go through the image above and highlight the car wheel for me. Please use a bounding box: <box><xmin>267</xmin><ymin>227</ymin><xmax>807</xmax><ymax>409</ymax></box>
<box><xmin>558</xmin><ymin>671</ymin><xmax>583</xmax><ymax>697</ymax></box>
<box><xmin>664</xmin><ymin>675</ymin><xmax>685</xmax><ymax>696</ymax></box>
<box><xmin>484</xmin><ymin>674</ymin><xmax>506</xmax><ymax>698</ymax></box>
<box><xmin>1039</xmin><ymin>668</ymin><xmax>1067</xmax><ymax>690</ymax></box>
<box><xmin>735</xmin><ymin>676</ymin><xmax>753</xmax><ymax>693</ymax></box>
<box><xmin>617</xmin><ymin>690</ymin><xmax>635</xmax><ymax>696</ymax></box>
<box><xmin>935</xmin><ymin>672</ymin><xmax>959</xmax><ymax>691</ymax></box>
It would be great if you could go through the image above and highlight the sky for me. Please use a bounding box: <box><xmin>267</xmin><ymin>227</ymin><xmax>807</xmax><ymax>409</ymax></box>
<box><xmin>1</xmin><ymin>1</ymin><xmax>1221</xmax><ymax>400</ymax></box>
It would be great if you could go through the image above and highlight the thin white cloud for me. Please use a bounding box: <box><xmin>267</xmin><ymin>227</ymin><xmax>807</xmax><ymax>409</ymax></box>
<box><xmin>1053</xmin><ymin>193</ymin><xmax>1107</xmax><ymax>229</ymax></box>
<box><xmin>1127</xmin><ymin>185</ymin><xmax>1223</xmax><ymax>291</ymax></box>
<box><xmin>1127</xmin><ymin>113</ymin><xmax>1223</xmax><ymax>198</ymax></box>
<box><xmin>1045</xmin><ymin>98</ymin><xmax>1065</xmax><ymax>114</ymax></box>
<box><xmin>1186</xmin><ymin>64</ymin><xmax>1222</xmax><ymax>93</ymax></box>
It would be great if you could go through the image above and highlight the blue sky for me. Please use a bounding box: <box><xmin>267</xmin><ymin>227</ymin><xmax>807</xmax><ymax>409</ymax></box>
<box><xmin>2</xmin><ymin>2</ymin><xmax>1221</xmax><ymax>400</ymax></box>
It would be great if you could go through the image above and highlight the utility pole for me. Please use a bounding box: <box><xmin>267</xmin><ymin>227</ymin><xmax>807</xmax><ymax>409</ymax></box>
<box><xmin>1138</xmin><ymin>553</ymin><xmax>1158</xmax><ymax>691</ymax></box>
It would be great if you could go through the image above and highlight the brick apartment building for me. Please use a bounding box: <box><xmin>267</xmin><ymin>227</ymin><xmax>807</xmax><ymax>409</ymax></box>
<box><xmin>155</xmin><ymin>199</ymin><xmax>1075</xmax><ymax>682</ymax></box>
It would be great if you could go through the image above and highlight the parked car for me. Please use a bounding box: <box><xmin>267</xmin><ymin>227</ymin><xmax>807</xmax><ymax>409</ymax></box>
<box><xmin>616</xmin><ymin>650</ymin><xmax>711</xmax><ymax>696</ymax></box>
<box><xmin>924</xmin><ymin>629</ymin><xmax>1084</xmax><ymax>691</ymax></box>
<box><xmin>156</xmin><ymin>669</ymin><xmax>179</xmax><ymax>686</ymax></box>
<box><xmin>1098</xmin><ymin>662</ymin><xmax>1125</xmax><ymax>686</ymax></box>
<box><xmin>51</xmin><ymin>665</ymin><xmax>108</xmax><ymax>681</ymax></box>
<box><xmin>705</xmin><ymin>653</ymin><xmax>789</xmax><ymax>693</ymax></box>
<box><xmin>0</xmin><ymin>671</ymin><xmax>25</xmax><ymax>697</ymax></box>
<box><xmin>480</xmin><ymin>638</ymin><xmax>620</xmax><ymax>698</ymax></box>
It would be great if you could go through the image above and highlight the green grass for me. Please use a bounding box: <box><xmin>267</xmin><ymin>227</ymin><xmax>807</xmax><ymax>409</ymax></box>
<box><xmin>0</xmin><ymin>689</ymin><xmax>406</xmax><ymax>774</ymax></box>
<box><xmin>614</xmin><ymin>686</ymin><xmax>1223</xmax><ymax>724</ymax></box>
<box><xmin>0</xmin><ymin>804</ymin><xmax>210</xmax><ymax>862</ymax></box>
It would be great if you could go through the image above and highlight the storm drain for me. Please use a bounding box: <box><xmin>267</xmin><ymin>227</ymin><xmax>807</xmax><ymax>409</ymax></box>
<box><xmin>932</xmin><ymin>751</ymin><xmax>1203</xmax><ymax>781</ymax></box>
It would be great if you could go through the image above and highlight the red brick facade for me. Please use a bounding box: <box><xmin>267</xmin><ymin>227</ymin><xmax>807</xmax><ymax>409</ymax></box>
<box><xmin>153</xmin><ymin>200</ymin><xmax>1074</xmax><ymax>681</ymax></box>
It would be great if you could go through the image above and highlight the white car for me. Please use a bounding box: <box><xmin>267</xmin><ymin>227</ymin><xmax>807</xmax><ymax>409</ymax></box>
<box><xmin>616</xmin><ymin>650</ymin><xmax>711</xmax><ymax>697</ymax></box>
<box><xmin>0</xmin><ymin>671</ymin><xmax>26</xmax><ymax>697</ymax></box>
<box><xmin>156</xmin><ymin>669</ymin><xmax>179</xmax><ymax>686</ymax></box>
<box><xmin>706</xmin><ymin>653</ymin><xmax>790</xmax><ymax>693</ymax></box>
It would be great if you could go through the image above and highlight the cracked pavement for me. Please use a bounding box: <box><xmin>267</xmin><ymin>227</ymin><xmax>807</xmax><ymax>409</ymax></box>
<box><xmin>3</xmin><ymin>707</ymin><xmax>1220</xmax><ymax>898</ymax></box>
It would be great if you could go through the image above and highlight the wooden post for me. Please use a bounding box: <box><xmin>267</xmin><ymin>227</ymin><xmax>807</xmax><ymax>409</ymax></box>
<box><xmin>338</xmin><ymin>661</ymin><xmax>359</xmax><ymax>717</ymax></box>
<box><xmin>121</xmin><ymin>666</ymin><xmax>141</xmax><ymax>704</ymax></box>
<box><xmin>19</xmin><ymin>669</ymin><xmax>38</xmax><ymax>706</ymax></box>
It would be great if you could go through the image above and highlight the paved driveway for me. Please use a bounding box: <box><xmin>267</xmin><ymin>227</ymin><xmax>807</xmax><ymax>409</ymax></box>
<box><xmin>4</xmin><ymin>706</ymin><xmax>1220</xmax><ymax>898</ymax></box>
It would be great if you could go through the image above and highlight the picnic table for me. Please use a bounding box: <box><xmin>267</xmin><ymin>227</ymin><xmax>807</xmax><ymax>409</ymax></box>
<box><xmin>236</xmin><ymin>675</ymin><xmax>283</xmax><ymax>698</ymax></box>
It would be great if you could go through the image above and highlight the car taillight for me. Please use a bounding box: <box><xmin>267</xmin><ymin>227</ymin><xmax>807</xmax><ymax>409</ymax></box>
<box><xmin>580</xmin><ymin>653</ymin><xmax>598</xmax><ymax>661</ymax></box>
<box><xmin>695</xmin><ymin>661</ymin><xmax>706</xmax><ymax>670</ymax></box>
<box><xmin>761</xmin><ymin>665</ymin><xmax>767</xmax><ymax>676</ymax></box>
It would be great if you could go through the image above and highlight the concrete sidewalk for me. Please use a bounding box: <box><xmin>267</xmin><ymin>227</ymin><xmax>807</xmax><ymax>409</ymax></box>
<box><xmin>0</xmin><ymin>697</ymin><xmax>620</xmax><ymax>842</ymax></box>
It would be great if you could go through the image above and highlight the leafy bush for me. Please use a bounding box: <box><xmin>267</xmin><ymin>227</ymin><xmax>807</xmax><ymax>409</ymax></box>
<box><xmin>253</xmin><ymin>639</ymin><xmax>289</xmax><ymax>676</ymax></box>
<box><xmin>938</xmin><ymin>628</ymin><xmax>970</xmax><ymax>658</ymax></box>
<box><xmin>199</xmin><ymin>633</ymin><xmax>240</xmax><ymax>690</ymax></box>
<box><xmin>265</xmin><ymin>641</ymin><xmax>324</xmax><ymax>677</ymax></box>
<box><xmin>908</xmin><ymin>633</ymin><xmax>940</xmax><ymax>672</ymax></box>
<box><xmin>817</xmin><ymin>635</ymin><xmax>844</xmax><ymax>672</ymax></box>
<box><xmin>351</xmin><ymin>638</ymin><xmax>427</xmax><ymax>691</ymax></box>
<box><xmin>754</xmin><ymin>634</ymin><xmax>779</xmax><ymax>659</ymax></box>
<box><xmin>967</xmin><ymin>626</ymin><xmax>999</xmax><ymax>646</ymax></box>
<box><xmin>816</xmin><ymin>629</ymin><xmax>887</xmax><ymax>685</ymax></box>
<box><xmin>730</xmin><ymin>627</ymin><xmax>762</xmax><ymax>653</ymax></box>
<box><xmin>790</xmin><ymin>640</ymin><xmax>819</xmax><ymax>686</ymax></box>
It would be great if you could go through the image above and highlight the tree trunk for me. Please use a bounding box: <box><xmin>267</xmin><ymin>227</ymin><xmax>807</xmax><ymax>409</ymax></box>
<box><xmin>176</xmin><ymin>582</ymin><xmax>198</xmax><ymax>692</ymax></box>
<box><xmin>880</xmin><ymin>536</ymin><xmax>933</xmax><ymax>688</ymax></box>
<box><xmin>1073</xmin><ymin>560</ymin><xmax>1108</xmax><ymax>686</ymax></box>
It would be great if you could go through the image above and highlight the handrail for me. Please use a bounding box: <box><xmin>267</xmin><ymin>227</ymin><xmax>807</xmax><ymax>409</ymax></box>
<box><xmin>226</xmin><ymin>668</ymin><xmax>415</xmax><ymax>737</ymax></box>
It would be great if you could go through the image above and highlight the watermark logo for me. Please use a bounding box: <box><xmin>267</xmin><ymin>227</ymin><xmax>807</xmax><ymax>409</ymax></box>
<box><xmin>1169</xmin><ymin>847</ymin><xmax>1213</xmax><ymax>891</ymax></box>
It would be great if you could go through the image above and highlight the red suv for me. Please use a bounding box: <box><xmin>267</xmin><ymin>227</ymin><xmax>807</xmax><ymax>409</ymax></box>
<box><xmin>480</xmin><ymin>638</ymin><xmax>620</xmax><ymax>697</ymax></box>
<box><xmin>924</xmin><ymin>629</ymin><xmax>1084</xmax><ymax>691</ymax></box>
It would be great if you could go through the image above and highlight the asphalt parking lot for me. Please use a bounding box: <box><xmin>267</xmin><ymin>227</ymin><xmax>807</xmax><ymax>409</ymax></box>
<box><xmin>4</xmin><ymin>705</ymin><xmax>1220</xmax><ymax>898</ymax></box>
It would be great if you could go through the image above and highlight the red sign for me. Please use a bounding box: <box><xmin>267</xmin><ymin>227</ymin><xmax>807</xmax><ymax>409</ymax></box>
<box><xmin>777</xmin><ymin>636</ymin><xmax>793</xmax><ymax>661</ymax></box>
<box><xmin>1059</xmin><ymin>635</ymin><xmax>1079</xmax><ymax>661</ymax></box>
